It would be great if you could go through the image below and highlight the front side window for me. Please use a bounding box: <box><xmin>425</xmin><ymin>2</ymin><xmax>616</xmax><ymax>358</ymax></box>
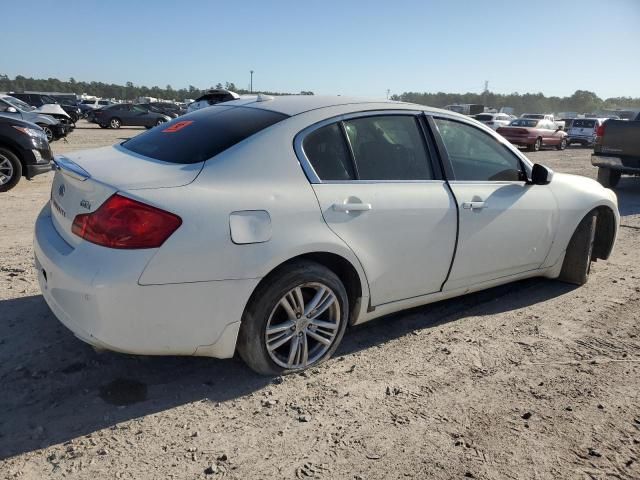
<box><xmin>434</xmin><ymin>118</ymin><xmax>523</xmax><ymax>182</ymax></box>
<box><xmin>303</xmin><ymin>123</ymin><xmax>355</xmax><ymax>181</ymax></box>
<box><xmin>343</xmin><ymin>115</ymin><xmax>433</xmax><ymax>180</ymax></box>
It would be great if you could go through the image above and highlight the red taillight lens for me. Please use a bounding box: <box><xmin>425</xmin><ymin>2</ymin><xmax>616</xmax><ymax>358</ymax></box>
<box><xmin>596</xmin><ymin>124</ymin><xmax>606</xmax><ymax>137</ymax></box>
<box><xmin>72</xmin><ymin>194</ymin><xmax>182</xmax><ymax>249</ymax></box>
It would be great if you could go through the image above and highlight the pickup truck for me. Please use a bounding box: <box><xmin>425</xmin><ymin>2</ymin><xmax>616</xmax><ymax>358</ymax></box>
<box><xmin>591</xmin><ymin>113</ymin><xmax>640</xmax><ymax>187</ymax></box>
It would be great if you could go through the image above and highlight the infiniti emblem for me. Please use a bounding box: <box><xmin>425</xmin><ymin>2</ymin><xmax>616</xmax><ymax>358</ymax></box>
<box><xmin>58</xmin><ymin>184</ymin><xmax>65</xmax><ymax>197</ymax></box>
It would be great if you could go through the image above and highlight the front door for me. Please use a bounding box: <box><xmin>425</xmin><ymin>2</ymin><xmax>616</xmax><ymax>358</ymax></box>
<box><xmin>431</xmin><ymin>117</ymin><xmax>557</xmax><ymax>291</ymax></box>
<box><xmin>300</xmin><ymin>114</ymin><xmax>457</xmax><ymax>306</ymax></box>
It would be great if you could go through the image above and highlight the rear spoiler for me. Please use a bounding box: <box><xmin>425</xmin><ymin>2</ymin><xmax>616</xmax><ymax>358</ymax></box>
<box><xmin>52</xmin><ymin>156</ymin><xmax>90</xmax><ymax>181</ymax></box>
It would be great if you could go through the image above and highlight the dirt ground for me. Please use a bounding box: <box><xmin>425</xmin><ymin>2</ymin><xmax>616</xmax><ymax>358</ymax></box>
<box><xmin>1</xmin><ymin>121</ymin><xmax>639</xmax><ymax>480</ymax></box>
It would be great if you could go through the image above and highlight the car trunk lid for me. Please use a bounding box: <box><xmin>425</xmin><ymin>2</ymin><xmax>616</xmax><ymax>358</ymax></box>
<box><xmin>50</xmin><ymin>146</ymin><xmax>203</xmax><ymax>247</ymax></box>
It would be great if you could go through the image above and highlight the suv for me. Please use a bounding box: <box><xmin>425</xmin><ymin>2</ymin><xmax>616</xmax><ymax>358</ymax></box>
<box><xmin>0</xmin><ymin>95</ymin><xmax>68</xmax><ymax>142</ymax></box>
<box><xmin>0</xmin><ymin>115</ymin><xmax>53</xmax><ymax>192</ymax></box>
<box><xmin>567</xmin><ymin>118</ymin><xmax>606</xmax><ymax>146</ymax></box>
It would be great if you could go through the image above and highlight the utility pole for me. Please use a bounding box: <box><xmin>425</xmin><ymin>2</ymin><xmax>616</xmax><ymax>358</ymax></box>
<box><xmin>250</xmin><ymin>70</ymin><xmax>254</xmax><ymax>93</ymax></box>
<box><xmin>483</xmin><ymin>80</ymin><xmax>489</xmax><ymax>109</ymax></box>
<box><xmin>386</xmin><ymin>89</ymin><xmax>390</xmax><ymax>100</ymax></box>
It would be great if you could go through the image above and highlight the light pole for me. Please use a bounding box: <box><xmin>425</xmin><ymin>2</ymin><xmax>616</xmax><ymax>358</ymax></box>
<box><xmin>250</xmin><ymin>70</ymin><xmax>254</xmax><ymax>93</ymax></box>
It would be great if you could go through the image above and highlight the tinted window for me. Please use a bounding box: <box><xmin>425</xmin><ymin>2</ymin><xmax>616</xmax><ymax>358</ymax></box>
<box><xmin>303</xmin><ymin>123</ymin><xmax>355</xmax><ymax>181</ymax></box>
<box><xmin>123</xmin><ymin>106</ymin><xmax>288</xmax><ymax>164</ymax></box>
<box><xmin>572</xmin><ymin>119</ymin><xmax>596</xmax><ymax>128</ymax></box>
<box><xmin>343</xmin><ymin>115</ymin><xmax>433</xmax><ymax>180</ymax></box>
<box><xmin>475</xmin><ymin>114</ymin><xmax>494</xmax><ymax>121</ymax></box>
<box><xmin>434</xmin><ymin>118</ymin><xmax>523</xmax><ymax>181</ymax></box>
<box><xmin>509</xmin><ymin>119</ymin><xmax>538</xmax><ymax>127</ymax></box>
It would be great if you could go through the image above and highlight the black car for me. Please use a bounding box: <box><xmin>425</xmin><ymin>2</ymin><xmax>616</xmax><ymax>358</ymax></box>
<box><xmin>0</xmin><ymin>115</ymin><xmax>53</xmax><ymax>192</ymax></box>
<box><xmin>9</xmin><ymin>92</ymin><xmax>79</xmax><ymax>128</ymax></box>
<box><xmin>91</xmin><ymin>103</ymin><xmax>171</xmax><ymax>129</ymax></box>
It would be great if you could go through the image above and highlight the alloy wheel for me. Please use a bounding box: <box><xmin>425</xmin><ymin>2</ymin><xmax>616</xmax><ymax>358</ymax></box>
<box><xmin>265</xmin><ymin>282</ymin><xmax>341</xmax><ymax>369</ymax></box>
<box><xmin>0</xmin><ymin>154</ymin><xmax>14</xmax><ymax>186</ymax></box>
<box><xmin>110</xmin><ymin>118</ymin><xmax>120</xmax><ymax>129</ymax></box>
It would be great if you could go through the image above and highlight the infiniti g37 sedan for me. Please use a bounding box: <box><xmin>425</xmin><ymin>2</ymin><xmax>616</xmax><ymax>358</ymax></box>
<box><xmin>34</xmin><ymin>96</ymin><xmax>619</xmax><ymax>375</ymax></box>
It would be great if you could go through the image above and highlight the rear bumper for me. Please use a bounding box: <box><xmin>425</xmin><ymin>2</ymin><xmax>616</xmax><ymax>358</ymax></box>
<box><xmin>502</xmin><ymin>135</ymin><xmax>536</xmax><ymax>146</ymax></box>
<box><xmin>591</xmin><ymin>154</ymin><xmax>640</xmax><ymax>173</ymax></box>
<box><xmin>569</xmin><ymin>135</ymin><xmax>595</xmax><ymax>145</ymax></box>
<box><xmin>34</xmin><ymin>204</ymin><xmax>259</xmax><ymax>358</ymax></box>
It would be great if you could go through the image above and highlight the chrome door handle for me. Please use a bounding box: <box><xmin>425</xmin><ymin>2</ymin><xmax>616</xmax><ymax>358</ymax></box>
<box><xmin>462</xmin><ymin>201</ymin><xmax>486</xmax><ymax>210</ymax></box>
<box><xmin>332</xmin><ymin>202</ymin><xmax>372</xmax><ymax>212</ymax></box>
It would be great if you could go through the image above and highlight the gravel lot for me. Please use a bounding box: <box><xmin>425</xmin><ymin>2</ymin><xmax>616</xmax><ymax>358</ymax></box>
<box><xmin>1</xmin><ymin>121</ymin><xmax>639</xmax><ymax>479</ymax></box>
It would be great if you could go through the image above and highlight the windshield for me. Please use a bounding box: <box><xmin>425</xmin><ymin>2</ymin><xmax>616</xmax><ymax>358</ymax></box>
<box><xmin>475</xmin><ymin>114</ymin><xmax>494</xmax><ymax>121</ymax></box>
<box><xmin>41</xmin><ymin>95</ymin><xmax>58</xmax><ymax>104</ymax></box>
<box><xmin>522</xmin><ymin>114</ymin><xmax>544</xmax><ymax>119</ymax></box>
<box><xmin>572</xmin><ymin>119</ymin><xmax>596</xmax><ymax>128</ymax></box>
<box><xmin>3</xmin><ymin>96</ymin><xmax>35</xmax><ymax>111</ymax></box>
<box><xmin>509</xmin><ymin>119</ymin><xmax>539</xmax><ymax>127</ymax></box>
<box><xmin>122</xmin><ymin>106</ymin><xmax>288</xmax><ymax>164</ymax></box>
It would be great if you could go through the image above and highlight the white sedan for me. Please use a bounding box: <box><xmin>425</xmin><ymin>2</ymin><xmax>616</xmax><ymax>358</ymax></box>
<box><xmin>34</xmin><ymin>96</ymin><xmax>619</xmax><ymax>375</ymax></box>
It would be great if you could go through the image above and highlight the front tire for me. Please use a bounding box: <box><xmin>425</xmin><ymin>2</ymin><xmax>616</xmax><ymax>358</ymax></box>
<box><xmin>38</xmin><ymin>125</ymin><xmax>54</xmax><ymax>142</ymax></box>
<box><xmin>558</xmin><ymin>212</ymin><xmax>597</xmax><ymax>286</ymax></box>
<box><xmin>0</xmin><ymin>148</ymin><xmax>22</xmax><ymax>192</ymax></box>
<box><xmin>597</xmin><ymin>167</ymin><xmax>620</xmax><ymax>188</ymax></box>
<box><xmin>109</xmin><ymin>118</ymin><xmax>121</xmax><ymax>129</ymax></box>
<box><xmin>237</xmin><ymin>261</ymin><xmax>349</xmax><ymax>375</ymax></box>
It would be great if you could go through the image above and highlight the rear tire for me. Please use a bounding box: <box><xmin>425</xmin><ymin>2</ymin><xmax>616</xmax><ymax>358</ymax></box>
<box><xmin>528</xmin><ymin>138</ymin><xmax>542</xmax><ymax>152</ymax></box>
<box><xmin>558</xmin><ymin>212</ymin><xmax>597</xmax><ymax>286</ymax></box>
<box><xmin>556</xmin><ymin>138</ymin><xmax>567</xmax><ymax>150</ymax></box>
<box><xmin>0</xmin><ymin>148</ymin><xmax>22</xmax><ymax>192</ymax></box>
<box><xmin>237</xmin><ymin>261</ymin><xmax>349</xmax><ymax>375</ymax></box>
<box><xmin>597</xmin><ymin>167</ymin><xmax>620</xmax><ymax>188</ymax></box>
<box><xmin>99</xmin><ymin>124</ymin><xmax>109</xmax><ymax>129</ymax></box>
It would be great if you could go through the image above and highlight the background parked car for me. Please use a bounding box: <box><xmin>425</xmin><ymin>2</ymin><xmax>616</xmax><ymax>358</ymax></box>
<box><xmin>79</xmin><ymin>99</ymin><xmax>115</xmax><ymax>117</ymax></box>
<box><xmin>91</xmin><ymin>103</ymin><xmax>171</xmax><ymax>129</ymax></box>
<box><xmin>497</xmin><ymin>118</ymin><xmax>568</xmax><ymax>151</ymax></box>
<box><xmin>521</xmin><ymin>113</ymin><xmax>565</xmax><ymax>130</ymax></box>
<box><xmin>0</xmin><ymin>115</ymin><xmax>52</xmax><ymax>192</ymax></box>
<box><xmin>474</xmin><ymin>113</ymin><xmax>512</xmax><ymax>130</ymax></box>
<box><xmin>567</xmin><ymin>118</ymin><xmax>606</xmax><ymax>146</ymax></box>
<box><xmin>136</xmin><ymin>103</ymin><xmax>179</xmax><ymax>118</ymax></box>
<box><xmin>9</xmin><ymin>92</ymin><xmax>81</xmax><ymax>125</ymax></box>
<box><xmin>0</xmin><ymin>95</ymin><xmax>68</xmax><ymax>142</ymax></box>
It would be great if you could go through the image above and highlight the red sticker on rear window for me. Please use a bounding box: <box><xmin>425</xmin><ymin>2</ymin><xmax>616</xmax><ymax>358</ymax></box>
<box><xmin>162</xmin><ymin>120</ymin><xmax>193</xmax><ymax>133</ymax></box>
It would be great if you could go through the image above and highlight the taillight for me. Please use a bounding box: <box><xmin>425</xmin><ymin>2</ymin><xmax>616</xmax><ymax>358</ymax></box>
<box><xmin>72</xmin><ymin>194</ymin><xmax>182</xmax><ymax>249</ymax></box>
<box><xmin>596</xmin><ymin>123</ymin><xmax>606</xmax><ymax>137</ymax></box>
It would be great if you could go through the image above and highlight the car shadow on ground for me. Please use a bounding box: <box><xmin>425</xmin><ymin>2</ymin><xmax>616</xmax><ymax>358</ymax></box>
<box><xmin>0</xmin><ymin>277</ymin><xmax>575</xmax><ymax>460</ymax></box>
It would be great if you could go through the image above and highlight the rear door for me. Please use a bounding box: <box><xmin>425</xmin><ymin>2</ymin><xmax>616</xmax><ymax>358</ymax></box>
<box><xmin>299</xmin><ymin>112</ymin><xmax>457</xmax><ymax>306</ymax></box>
<box><xmin>430</xmin><ymin>116</ymin><xmax>557</xmax><ymax>290</ymax></box>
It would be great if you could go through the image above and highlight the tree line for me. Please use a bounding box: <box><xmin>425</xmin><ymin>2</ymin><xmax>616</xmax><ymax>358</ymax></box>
<box><xmin>1</xmin><ymin>74</ymin><xmax>638</xmax><ymax>114</ymax></box>
<box><xmin>0</xmin><ymin>75</ymin><xmax>311</xmax><ymax>102</ymax></box>
<box><xmin>391</xmin><ymin>90</ymin><xmax>640</xmax><ymax>114</ymax></box>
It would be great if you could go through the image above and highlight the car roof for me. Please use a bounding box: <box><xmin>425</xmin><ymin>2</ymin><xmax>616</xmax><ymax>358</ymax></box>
<box><xmin>218</xmin><ymin>95</ymin><xmax>454</xmax><ymax>118</ymax></box>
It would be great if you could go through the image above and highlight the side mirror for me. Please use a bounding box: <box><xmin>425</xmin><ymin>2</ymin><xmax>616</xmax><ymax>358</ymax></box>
<box><xmin>530</xmin><ymin>163</ymin><xmax>553</xmax><ymax>185</ymax></box>
<box><xmin>6</xmin><ymin>106</ymin><xmax>18</xmax><ymax>113</ymax></box>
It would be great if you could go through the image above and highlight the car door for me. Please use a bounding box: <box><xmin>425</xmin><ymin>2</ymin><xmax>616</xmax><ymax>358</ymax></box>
<box><xmin>298</xmin><ymin>113</ymin><xmax>457</xmax><ymax>306</ymax></box>
<box><xmin>430</xmin><ymin>116</ymin><xmax>557</xmax><ymax>291</ymax></box>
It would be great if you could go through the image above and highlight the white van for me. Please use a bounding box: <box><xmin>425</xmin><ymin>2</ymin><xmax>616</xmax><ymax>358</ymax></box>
<box><xmin>568</xmin><ymin>118</ymin><xmax>606</xmax><ymax>146</ymax></box>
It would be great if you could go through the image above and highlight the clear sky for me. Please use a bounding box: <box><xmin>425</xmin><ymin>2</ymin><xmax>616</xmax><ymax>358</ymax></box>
<box><xmin>2</xmin><ymin>0</ymin><xmax>639</xmax><ymax>99</ymax></box>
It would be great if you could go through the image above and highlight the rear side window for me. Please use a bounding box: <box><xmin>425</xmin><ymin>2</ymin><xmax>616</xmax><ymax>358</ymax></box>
<box><xmin>122</xmin><ymin>106</ymin><xmax>288</xmax><ymax>164</ymax></box>
<box><xmin>344</xmin><ymin>115</ymin><xmax>433</xmax><ymax>180</ymax></box>
<box><xmin>572</xmin><ymin>119</ymin><xmax>596</xmax><ymax>128</ymax></box>
<box><xmin>303</xmin><ymin>123</ymin><xmax>355</xmax><ymax>181</ymax></box>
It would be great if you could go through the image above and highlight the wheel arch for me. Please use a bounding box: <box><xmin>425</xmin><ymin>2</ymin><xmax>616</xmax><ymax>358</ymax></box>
<box><xmin>246</xmin><ymin>251</ymin><xmax>368</xmax><ymax>326</ymax></box>
<box><xmin>592</xmin><ymin>205</ymin><xmax>617</xmax><ymax>260</ymax></box>
<box><xmin>0</xmin><ymin>140</ymin><xmax>26</xmax><ymax>172</ymax></box>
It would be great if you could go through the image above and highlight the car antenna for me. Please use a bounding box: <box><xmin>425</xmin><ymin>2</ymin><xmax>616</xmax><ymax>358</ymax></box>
<box><xmin>256</xmin><ymin>93</ymin><xmax>273</xmax><ymax>102</ymax></box>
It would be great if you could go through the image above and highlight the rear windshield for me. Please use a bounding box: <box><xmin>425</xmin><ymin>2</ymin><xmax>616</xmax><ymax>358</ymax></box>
<box><xmin>572</xmin><ymin>119</ymin><xmax>596</xmax><ymax>128</ymax></box>
<box><xmin>475</xmin><ymin>114</ymin><xmax>493</xmax><ymax>121</ymax></box>
<box><xmin>122</xmin><ymin>105</ymin><xmax>288</xmax><ymax>164</ymax></box>
<box><xmin>509</xmin><ymin>119</ymin><xmax>539</xmax><ymax>127</ymax></box>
